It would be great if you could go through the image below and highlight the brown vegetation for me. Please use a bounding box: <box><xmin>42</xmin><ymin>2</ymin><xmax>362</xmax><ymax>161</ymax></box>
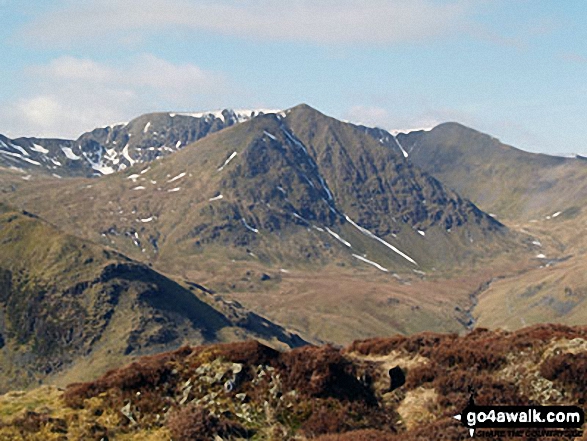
<box><xmin>2</xmin><ymin>324</ymin><xmax>586</xmax><ymax>440</ymax></box>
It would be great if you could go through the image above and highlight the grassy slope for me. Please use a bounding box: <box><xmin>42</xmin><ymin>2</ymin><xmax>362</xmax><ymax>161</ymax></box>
<box><xmin>395</xmin><ymin>122</ymin><xmax>587</xmax><ymax>331</ymax></box>
<box><xmin>398</xmin><ymin>122</ymin><xmax>587</xmax><ymax>222</ymax></box>
<box><xmin>0</xmin><ymin>204</ymin><xmax>305</xmax><ymax>392</ymax></box>
<box><xmin>474</xmin><ymin>209</ymin><xmax>587</xmax><ymax>330</ymax></box>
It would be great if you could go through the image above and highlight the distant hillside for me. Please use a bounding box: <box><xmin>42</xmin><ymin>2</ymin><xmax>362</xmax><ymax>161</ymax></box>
<box><xmin>0</xmin><ymin>105</ymin><xmax>536</xmax><ymax>346</ymax></box>
<box><xmin>0</xmin><ymin>204</ymin><xmax>305</xmax><ymax>392</ymax></box>
<box><xmin>0</xmin><ymin>324</ymin><xmax>585</xmax><ymax>440</ymax></box>
<box><xmin>0</xmin><ymin>109</ymin><xmax>276</xmax><ymax>177</ymax></box>
<box><xmin>397</xmin><ymin>123</ymin><xmax>587</xmax><ymax>221</ymax></box>
<box><xmin>0</xmin><ymin>106</ymin><xmax>518</xmax><ymax>273</ymax></box>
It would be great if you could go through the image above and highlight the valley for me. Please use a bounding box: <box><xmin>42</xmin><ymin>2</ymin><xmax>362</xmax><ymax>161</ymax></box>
<box><xmin>0</xmin><ymin>104</ymin><xmax>584</xmax><ymax>390</ymax></box>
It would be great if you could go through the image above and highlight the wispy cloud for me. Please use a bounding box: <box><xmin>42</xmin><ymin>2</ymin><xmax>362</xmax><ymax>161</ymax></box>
<box><xmin>1</xmin><ymin>54</ymin><xmax>227</xmax><ymax>138</ymax></box>
<box><xmin>344</xmin><ymin>105</ymin><xmax>439</xmax><ymax>133</ymax></box>
<box><xmin>20</xmin><ymin>0</ymin><xmax>474</xmax><ymax>47</ymax></box>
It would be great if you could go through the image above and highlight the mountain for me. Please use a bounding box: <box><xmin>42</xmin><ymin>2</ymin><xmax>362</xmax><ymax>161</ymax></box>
<box><xmin>397</xmin><ymin>123</ymin><xmax>587</xmax><ymax>222</ymax></box>
<box><xmin>0</xmin><ymin>109</ymin><xmax>277</xmax><ymax>178</ymax></box>
<box><xmin>1</xmin><ymin>105</ymin><xmax>513</xmax><ymax>270</ymax></box>
<box><xmin>0</xmin><ymin>203</ymin><xmax>305</xmax><ymax>392</ymax></box>
<box><xmin>0</xmin><ymin>105</ymin><xmax>530</xmax><ymax>345</ymax></box>
<box><xmin>391</xmin><ymin>123</ymin><xmax>587</xmax><ymax>334</ymax></box>
<box><xmin>0</xmin><ymin>324</ymin><xmax>585</xmax><ymax>440</ymax></box>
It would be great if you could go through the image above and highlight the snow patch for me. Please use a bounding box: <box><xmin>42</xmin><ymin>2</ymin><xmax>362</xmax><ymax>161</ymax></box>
<box><xmin>263</xmin><ymin>131</ymin><xmax>277</xmax><ymax>140</ymax></box>
<box><xmin>209</xmin><ymin>194</ymin><xmax>223</xmax><ymax>201</ymax></box>
<box><xmin>132</xmin><ymin>186</ymin><xmax>145</xmax><ymax>190</ymax></box>
<box><xmin>11</xmin><ymin>144</ymin><xmax>29</xmax><ymax>156</ymax></box>
<box><xmin>536</xmin><ymin>254</ymin><xmax>546</xmax><ymax>259</ymax></box>
<box><xmin>167</xmin><ymin>187</ymin><xmax>181</xmax><ymax>192</ymax></box>
<box><xmin>345</xmin><ymin>215</ymin><xmax>417</xmax><ymax>265</ymax></box>
<box><xmin>61</xmin><ymin>146</ymin><xmax>81</xmax><ymax>160</ymax></box>
<box><xmin>241</xmin><ymin>218</ymin><xmax>259</xmax><ymax>233</ymax></box>
<box><xmin>143</xmin><ymin>121</ymin><xmax>151</xmax><ymax>133</ymax></box>
<box><xmin>552</xmin><ymin>211</ymin><xmax>562</xmax><ymax>218</ymax></box>
<box><xmin>175</xmin><ymin>140</ymin><xmax>182</xmax><ymax>148</ymax></box>
<box><xmin>91</xmin><ymin>163</ymin><xmax>115</xmax><ymax>175</ymax></box>
<box><xmin>122</xmin><ymin>143</ymin><xmax>135</xmax><ymax>166</ymax></box>
<box><xmin>22</xmin><ymin>157</ymin><xmax>41</xmax><ymax>166</ymax></box>
<box><xmin>352</xmin><ymin>254</ymin><xmax>389</xmax><ymax>272</ymax></box>
<box><xmin>393</xmin><ymin>136</ymin><xmax>409</xmax><ymax>158</ymax></box>
<box><xmin>417</xmin><ymin>230</ymin><xmax>426</xmax><ymax>236</ymax></box>
<box><xmin>325</xmin><ymin>227</ymin><xmax>352</xmax><ymax>248</ymax></box>
<box><xmin>140</xmin><ymin>217</ymin><xmax>154</xmax><ymax>223</ymax></box>
<box><xmin>218</xmin><ymin>151</ymin><xmax>238</xmax><ymax>171</ymax></box>
<box><xmin>31</xmin><ymin>143</ymin><xmax>49</xmax><ymax>154</ymax></box>
<box><xmin>168</xmin><ymin>172</ymin><xmax>186</xmax><ymax>183</ymax></box>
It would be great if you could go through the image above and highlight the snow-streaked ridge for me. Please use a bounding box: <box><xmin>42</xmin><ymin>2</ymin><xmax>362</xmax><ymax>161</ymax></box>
<box><xmin>173</xmin><ymin>108</ymin><xmax>282</xmax><ymax>123</ymax></box>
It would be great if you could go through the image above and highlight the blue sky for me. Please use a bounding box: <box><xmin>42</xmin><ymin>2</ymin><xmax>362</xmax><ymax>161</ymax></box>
<box><xmin>1</xmin><ymin>1</ymin><xmax>586</xmax><ymax>155</ymax></box>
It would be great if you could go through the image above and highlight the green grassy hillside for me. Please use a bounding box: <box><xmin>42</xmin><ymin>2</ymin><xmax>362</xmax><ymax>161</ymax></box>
<box><xmin>0</xmin><ymin>204</ymin><xmax>305</xmax><ymax>392</ymax></box>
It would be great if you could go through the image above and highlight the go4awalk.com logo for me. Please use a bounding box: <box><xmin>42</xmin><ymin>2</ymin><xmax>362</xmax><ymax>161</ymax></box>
<box><xmin>453</xmin><ymin>397</ymin><xmax>584</xmax><ymax>438</ymax></box>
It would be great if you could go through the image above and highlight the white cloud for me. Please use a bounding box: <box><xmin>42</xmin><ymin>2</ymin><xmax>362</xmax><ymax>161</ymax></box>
<box><xmin>20</xmin><ymin>0</ymin><xmax>474</xmax><ymax>47</ymax></box>
<box><xmin>1</xmin><ymin>54</ymin><xmax>227</xmax><ymax>138</ymax></box>
<box><xmin>344</xmin><ymin>105</ymin><xmax>438</xmax><ymax>133</ymax></box>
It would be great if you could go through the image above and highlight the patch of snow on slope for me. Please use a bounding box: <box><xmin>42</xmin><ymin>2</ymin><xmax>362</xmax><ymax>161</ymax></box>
<box><xmin>168</xmin><ymin>172</ymin><xmax>186</xmax><ymax>183</ymax></box>
<box><xmin>21</xmin><ymin>157</ymin><xmax>41</xmax><ymax>166</ymax></box>
<box><xmin>167</xmin><ymin>187</ymin><xmax>181</xmax><ymax>192</ymax></box>
<box><xmin>61</xmin><ymin>146</ymin><xmax>81</xmax><ymax>160</ymax></box>
<box><xmin>241</xmin><ymin>218</ymin><xmax>259</xmax><ymax>233</ymax></box>
<box><xmin>122</xmin><ymin>143</ymin><xmax>135</xmax><ymax>166</ymax></box>
<box><xmin>218</xmin><ymin>151</ymin><xmax>237</xmax><ymax>171</ymax></box>
<box><xmin>143</xmin><ymin>121</ymin><xmax>151</xmax><ymax>133</ymax></box>
<box><xmin>209</xmin><ymin>194</ymin><xmax>223</xmax><ymax>201</ymax></box>
<box><xmin>325</xmin><ymin>227</ymin><xmax>352</xmax><ymax>248</ymax></box>
<box><xmin>10</xmin><ymin>143</ymin><xmax>29</xmax><ymax>156</ymax></box>
<box><xmin>393</xmin><ymin>135</ymin><xmax>409</xmax><ymax>158</ymax></box>
<box><xmin>263</xmin><ymin>131</ymin><xmax>277</xmax><ymax>140</ymax></box>
<box><xmin>352</xmin><ymin>254</ymin><xmax>389</xmax><ymax>272</ymax></box>
<box><xmin>83</xmin><ymin>150</ymin><xmax>114</xmax><ymax>175</ymax></box>
<box><xmin>345</xmin><ymin>215</ymin><xmax>418</xmax><ymax>265</ymax></box>
<box><xmin>31</xmin><ymin>143</ymin><xmax>49</xmax><ymax>154</ymax></box>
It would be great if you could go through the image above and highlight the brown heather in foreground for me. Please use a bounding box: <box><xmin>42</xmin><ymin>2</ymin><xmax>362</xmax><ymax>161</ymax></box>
<box><xmin>0</xmin><ymin>324</ymin><xmax>586</xmax><ymax>440</ymax></box>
